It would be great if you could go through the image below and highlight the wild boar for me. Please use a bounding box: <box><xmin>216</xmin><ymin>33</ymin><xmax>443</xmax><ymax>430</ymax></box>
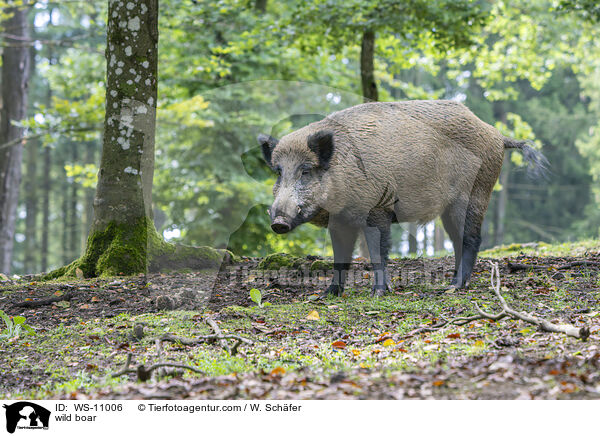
<box><xmin>258</xmin><ymin>100</ymin><xmax>546</xmax><ymax>296</ymax></box>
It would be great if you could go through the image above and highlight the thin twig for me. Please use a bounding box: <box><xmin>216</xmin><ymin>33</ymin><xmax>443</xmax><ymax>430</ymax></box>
<box><xmin>160</xmin><ymin>333</ymin><xmax>253</xmax><ymax>346</ymax></box>
<box><xmin>110</xmin><ymin>351</ymin><xmax>205</xmax><ymax>382</ymax></box>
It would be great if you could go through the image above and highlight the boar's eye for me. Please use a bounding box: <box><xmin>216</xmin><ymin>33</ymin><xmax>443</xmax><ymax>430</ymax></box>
<box><xmin>275</xmin><ymin>166</ymin><xmax>282</xmax><ymax>176</ymax></box>
<box><xmin>300</xmin><ymin>164</ymin><xmax>313</xmax><ymax>176</ymax></box>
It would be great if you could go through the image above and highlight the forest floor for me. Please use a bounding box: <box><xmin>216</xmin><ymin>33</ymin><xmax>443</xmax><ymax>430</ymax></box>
<box><xmin>1</xmin><ymin>241</ymin><xmax>599</xmax><ymax>400</ymax></box>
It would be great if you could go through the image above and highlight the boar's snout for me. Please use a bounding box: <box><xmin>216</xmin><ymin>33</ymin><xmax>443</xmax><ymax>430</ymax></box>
<box><xmin>271</xmin><ymin>216</ymin><xmax>291</xmax><ymax>234</ymax></box>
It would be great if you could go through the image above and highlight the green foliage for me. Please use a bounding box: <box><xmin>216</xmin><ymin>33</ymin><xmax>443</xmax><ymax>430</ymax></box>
<box><xmin>249</xmin><ymin>288</ymin><xmax>271</xmax><ymax>308</ymax></box>
<box><xmin>0</xmin><ymin>310</ymin><xmax>35</xmax><ymax>340</ymax></box>
<box><xmin>559</xmin><ymin>0</ymin><xmax>600</xmax><ymax>22</ymax></box>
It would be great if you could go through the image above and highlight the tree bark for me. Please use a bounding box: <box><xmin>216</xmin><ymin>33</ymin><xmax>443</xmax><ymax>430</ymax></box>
<box><xmin>41</xmin><ymin>145</ymin><xmax>50</xmax><ymax>272</ymax></box>
<box><xmin>24</xmin><ymin>138</ymin><xmax>38</xmax><ymax>273</ymax></box>
<box><xmin>82</xmin><ymin>142</ymin><xmax>96</xmax><ymax>250</ymax></box>
<box><xmin>360</xmin><ymin>29</ymin><xmax>378</xmax><ymax>103</ymax></box>
<box><xmin>408</xmin><ymin>222</ymin><xmax>417</xmax><ymax>255</ymax></box>
<box><xmin>62</xmin><ymin>174</ymin><xmax>70</xmax><ymax>265</ymax></box>
<box><xmin>255</xmin><ymin>0</ymin><xmax>267</xmax><ymax>13</ymax></box>
<box><xmin>69</xmin><ymin>143</ymin><xmax>79</xmax><ymax>259</ymax></box>
<box><xmin>434</xmin><ymin>219</ymin><xmax>445</xmax><ymax>253</ymax></box>
<box><xmin>0</xmin><ymin>2</ymin><xmax>30</xmax><ymax>274</ymax></box>
<box><xmin>494</xmin><ymin>156</ymin><xmax>510</xmax><ymax>246</ymax></box>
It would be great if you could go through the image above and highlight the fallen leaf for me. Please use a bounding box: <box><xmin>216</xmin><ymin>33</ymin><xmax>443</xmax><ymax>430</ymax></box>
<box><xmin>375</xmin><ymin>332</ymin><xmax>392</xmax><ymax>343</ymax></box>
<box><xmin>306</xmin><ymin>310</ymin><xmax>320</xmax><ymax>321</ymax></box>
<box><xmin>433</xmin><ymin>380</ymin><xmax>445</xmax><ymax>387</ymax></box>
<box><xmin>447</xmin><ymin>333</ymin><xmax>461</xmax><ymax>339</ymax></box>
<box><xmin>382</xmin><ymin>338</ymin><xmax>395</xmax><ymax>347</ymax></box>
<box><xmin>331</xmin><ymin>340</ymin><xmax>347</xmax><ymax>349</ymax></box>
<box><xmin>91</xmin><ymin>296</ymin><xmax>100</xmax><ymax>302</ymax></box>
<box><xmin>474</xmin><ymin>340</ymin><xmax>485</xmax><ymax>347</ymax></box>
<box><xmin>53</xmin><ymin>290</ymin><xmax>63</xmax><ymax>297</ymax></box>
<box><xmin>270</xmin><ymin>366</ymin><xmax>286</xmax><ymax>377</ymax></box>
<box><xmin>351</xmin><ymin>349</ymin><xmax>360</xmax><ymax>356</ymax></box>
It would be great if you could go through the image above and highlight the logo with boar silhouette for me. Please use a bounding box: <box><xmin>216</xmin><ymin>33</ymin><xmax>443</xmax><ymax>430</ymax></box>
<box><xmin>2</xmin><ymin>402</ymin><xmax>50</xmax><ymax>434</ymax></box>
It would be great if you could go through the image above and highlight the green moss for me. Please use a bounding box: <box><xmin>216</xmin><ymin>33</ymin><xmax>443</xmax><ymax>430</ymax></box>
<box><xmin>258</xmin><ymin>253</ymin><xmax>301</xmax><ymax>270</ymax></box>
<box><xmin>44</xmin><ymin>217</ymin><xmax>233</xmax><ymax>279</ymax></box>
<box><xmin>310</xmin><ymin>259</ymin><xmax>333</xmax><ymax>272</ymax></box>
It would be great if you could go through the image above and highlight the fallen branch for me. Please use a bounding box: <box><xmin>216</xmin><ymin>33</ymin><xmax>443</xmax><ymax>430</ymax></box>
<box><xmin>14</xmin><ymin>291</ymin><xmax>75</xmax><ymax>308</ymax></box>
<box><xmin>508</xmin><ymin>260</ymin><xmax>600</xmax><ymax>273</ymax></box>
<box><xmin>557</xmin><ymin>260</ymin><xmax>600</xmax><ymax>270</ymax></box>
<box><xmin>160</xmin><ymin>332</ymin><xmax>253</xmax><ymax>349</ymax></box>
<box><xmin>487</xmin><ymin>262</ymin><xmax>589</xmax><ymax>341</ymax></box>
<box><xmin>405</xmin><ymin>262</ymin><xmax>590</xmax><ymax>341</ymax></box>
<box><xmin>205</xmin><ymin>316</ymin><xmax>230</xmax><ymax>352</ymax></box>
<box><xmin>110</xmin><ymin>352</ymin><xmax>205</xmax><ymax>382</ymax></box>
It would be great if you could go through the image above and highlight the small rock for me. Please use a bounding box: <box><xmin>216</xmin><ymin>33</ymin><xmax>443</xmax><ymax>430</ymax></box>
<box><xmin>156</xmin><ymin>295</ymin><xmax>174</xmax><ymax>310</ymax></box>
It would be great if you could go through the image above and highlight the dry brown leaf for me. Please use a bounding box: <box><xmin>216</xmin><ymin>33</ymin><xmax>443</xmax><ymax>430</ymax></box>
<box><xmin>270</xmin><ymin>366</ymin><xmax>286</xmax><ymax>377</ymax></box>
<box><xmin>331</xmin><ymin>340</ymin><xmax>347</xmax><ymax>349</ymax></box>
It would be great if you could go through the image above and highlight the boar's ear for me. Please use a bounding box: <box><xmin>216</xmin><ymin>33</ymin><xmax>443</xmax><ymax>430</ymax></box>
<box><xmin>307</xmin><ymin>130</ymin><xmax>334</xmax><ymax>169</ymax></box>
<box><xmin>257</xmin><ymin>134</ymin><xmax>279</xmax><ymax>167</ymax></box>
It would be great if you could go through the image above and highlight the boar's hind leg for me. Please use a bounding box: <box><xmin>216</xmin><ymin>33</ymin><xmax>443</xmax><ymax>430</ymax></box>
<box><xmin>442</xmin><ymin>201</ymin><xmax>483</xmax><ymax>288</ymax></box>
<box><xmin>363</xmin><ymin>210</ymin><xmax>393</xmax><ymax>297</ymax></box>
<box><xmin>327</xmin><ymin>223</ymin><xmax>359</xmax><ymax>297</ymax></box>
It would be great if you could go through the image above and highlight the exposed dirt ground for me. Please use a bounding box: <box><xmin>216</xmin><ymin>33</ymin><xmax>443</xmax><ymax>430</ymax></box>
<box><xmin>1</xmin><ymin>250</ymin><xmax>599</xmax><ymax>399</ymax></box>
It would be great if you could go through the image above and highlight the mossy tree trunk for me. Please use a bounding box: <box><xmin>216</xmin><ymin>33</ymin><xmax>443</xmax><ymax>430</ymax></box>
<box><xmin>75</xmin><ymin>0</ymin><xmax>160</xmax><ymax>277</ymax></box>
<box><xmin>48</xmin><ymin>0</ymin><xmax>229</xmax><ymax>279</ymax></box>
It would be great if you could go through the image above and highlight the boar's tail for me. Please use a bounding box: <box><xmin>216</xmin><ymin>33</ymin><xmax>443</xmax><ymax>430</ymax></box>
<box><xmin>503</xmin><ymin>137</ymin><xmax>549</xmax><ymax>179</ymax></box>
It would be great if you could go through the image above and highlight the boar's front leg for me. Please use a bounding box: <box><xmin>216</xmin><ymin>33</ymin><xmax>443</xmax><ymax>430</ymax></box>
<box><xmin>326</xmin><ymin>222</ymin><xmax>359</xmax><ymax>297</ymax></box>
<box><xmin>363</xmin><ymin>210</ymin><xmax>393</xmax><ymax>297</ymax></box>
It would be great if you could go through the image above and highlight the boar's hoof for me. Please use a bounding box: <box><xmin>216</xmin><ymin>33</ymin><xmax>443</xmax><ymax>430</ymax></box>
<box><xmin>326</xmin><ymin>284</ymin><xmax>344</xmax><ymax>297</ymax></box>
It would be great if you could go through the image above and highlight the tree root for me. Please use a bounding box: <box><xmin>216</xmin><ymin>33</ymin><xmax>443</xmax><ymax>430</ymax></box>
<box><xmin>508</xmin><ymin>260</ymin><xmax>600</xmax><ymax>273</ymax></box>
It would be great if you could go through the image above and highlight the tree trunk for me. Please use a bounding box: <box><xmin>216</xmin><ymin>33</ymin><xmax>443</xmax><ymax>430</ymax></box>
<box><xmin>434</xmin><ymin>219</ymin><xmax>445</xmax><ymax>253</ymax></box>
<box><xmin>494</xmin><ymin>156</ymin><xmax>510</xmax><ymax>246</ymax></box>
<box><xmin>82</xmin><ymin>142</ymin><xmax>95</xmax><ymax>250</ymax></box>
<box><xmin>46</xmin><ymin>0</ymin><xmax>227</xmax><ymax>279</ymax></box>
<box><xmin>408</xmin><ymin>222</ymin><xmax>417</xmax><ymax>255</ymax></box>
<box><xmin>255</xmin><ymin>0</ymin><xmax>267</xmax><ymax>13</ymax></box>
<box><xmin>355</xmin><ymin>29</ymin><xmax>378</xmax><ymax>260</ymax></box>
<box><xmin>41</xmin><ymin>146</ymin><xmax>51</xmax><ymax>272</ymax></box>
<box><xmin>24</xmin><ymin>138</ymin><xmax>38</xmax><ymax>273</ymax></box>
<box><xmin>62</xmin><ymin>175</ymin><xmax>70</xmax><ymax>265</ymax></box>
<box><xmin>69</xmin><ymin>144</ymin><xmax>79</xmax><ymax>259</ymax></box>
<box><xmin>360</xmin><ymin>29</ymin><xmax>378</xmax><ymax>103</ymax></box>
<box><xmin>0</xmin><ymin>3</ymin><xmax>30</xmax><ymax>274</ymax></box>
